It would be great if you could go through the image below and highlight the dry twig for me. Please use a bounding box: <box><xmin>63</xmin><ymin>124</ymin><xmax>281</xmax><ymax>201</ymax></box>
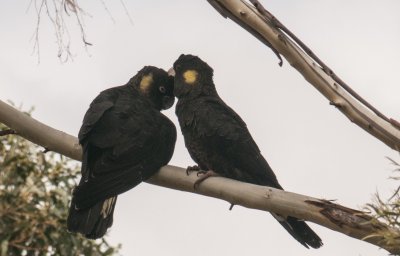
<box><xmin>29</xmin><ymin>0</ymin><xmax>92</xmax><ymax>62</ymax></box>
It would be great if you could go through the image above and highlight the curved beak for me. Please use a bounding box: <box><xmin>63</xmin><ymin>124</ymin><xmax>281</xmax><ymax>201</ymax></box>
<box><xmin>168</xmin><ymin>67</ymin><xmax>175</xmax><ymax>77</ymax></box>
<box><xmin>162</xmin><ymin>95</ymin><xmax>175</xmax><ymax>110</ymax></box>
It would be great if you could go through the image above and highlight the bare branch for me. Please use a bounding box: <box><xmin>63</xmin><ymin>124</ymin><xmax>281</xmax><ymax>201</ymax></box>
<box><xmin>30</xmin><ymin>0</ymin><xmax>45</xmax><ymax>63</ymax></box>
<box><xmin>29</xmin><ymin>0</ymin><xmax>92</xmax><ymax>62</ymax></box>
<box><xmin>119</xmin><ymin>0</ymin><xmax>134</xmax><ymax>26</ymax></box>
<box><xmin>0</xmin><ymin>99</ymin><xmax>399</xmax><ymax>254</ymax></box>
<box><xmin>99</xmin><ymin>0</ymin><xmax>116</xmax><ymax>24</ymax></box>
<box><xmin>249</xmin><ymin>0</ymin><xmax>392</xmax><ymax>124</ymax></box>
<box><xmin>207</xmin><ymin>0</ymin><xmax>400</xmax><ymax>152</ymax></box>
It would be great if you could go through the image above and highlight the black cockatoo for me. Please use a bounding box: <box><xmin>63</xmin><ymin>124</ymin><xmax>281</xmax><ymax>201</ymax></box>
<box><xmin>171</xmin><ymin>54</ymin><xmax>322</xmax><ymax>249</ymax></box>
<box><xmin>67</xmin><ymin>66</ymin><xmax>177</xmax><ymax>239</ymax></box>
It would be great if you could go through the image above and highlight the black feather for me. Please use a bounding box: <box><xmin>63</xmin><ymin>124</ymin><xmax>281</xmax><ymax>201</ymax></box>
<box><xmin>173</xmin><ymin>54</ymin><xmax>322</xmax><ymax>249</ymax></box>
<box><xmin>67</xmin><ymin>66</ymin><xmax>176</xmax><ymax>239</ymax></box>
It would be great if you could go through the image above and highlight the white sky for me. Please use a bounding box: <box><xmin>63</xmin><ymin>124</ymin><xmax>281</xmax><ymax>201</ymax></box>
<box><xmin>1</xmin><ymin>1</ymin><xmax>400</xmax><ymax>255</ymax></box>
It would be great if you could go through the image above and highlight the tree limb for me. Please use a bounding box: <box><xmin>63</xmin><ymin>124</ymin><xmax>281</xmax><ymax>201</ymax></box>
<box><xmin>0</xmin><ymin>99</ymin><xmax>399</xmax><ymax>253</ymax></box>
<box><xmin>206</xmin><ymin>0</ymin><xmax>400</xmax><ymax>152</ymax></box>
<box><xmin>0</xmin><ymin>100</ymin><xmax>81</xmax><ymax>160</ymax></box>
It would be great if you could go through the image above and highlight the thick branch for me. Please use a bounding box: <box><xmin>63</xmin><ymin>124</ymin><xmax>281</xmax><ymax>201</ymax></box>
<box><xmin>0</xmin><ymin>99</ymin><xmax>399</xmax><ymax>253</ymax></box>
<box><xmin>0</xmin><ymin>100</ymin><xmax>81</xmax><ymax>160</ymax></box>
<box><xmin>207</xmin><ymin>0</ymin><xmax>400</xmax><ymax>152</ymax></box>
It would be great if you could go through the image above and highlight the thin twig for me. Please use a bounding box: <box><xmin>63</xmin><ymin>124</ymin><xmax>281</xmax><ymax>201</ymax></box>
<box><xmin>8</xmin><ymin>241</ymin><xmax>47</xmax><ymax>252</ymax></box>
<box><xmin>68</xmin><ymin>1</ymin><xmax>92</xmax><ymax>47</ymax></box>
<box><xmin>0</xmin><ymin>129</ymin><xmax>16</xmax><ymax>136</ymax></box>
<box><xmin>29</xmin><ymin>0</ymin><xmax>91</xmax><ymax>62</ymax></box>
<box><xmin>26</xmin><ymin>0</ymin><xmax>34</xmax><ymax>13</ymax></box>
<box><xmin>100</xmin><ymin>0</ymin><xmax>116</xmax><ymax>24</ymax></box>
<box><xmin>31</xmin><ymin>0</ymin><xmax>46</xmax><ymax>63</ymax></box>
<box><xmin>120</xmin><ymin>0</ymin><xmax>134</xmax><ymax>26</ymax></box>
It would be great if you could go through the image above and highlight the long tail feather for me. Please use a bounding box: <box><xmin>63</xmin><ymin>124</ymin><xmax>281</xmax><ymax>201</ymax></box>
<box><xmin>271</xmin><ymin>213</ymin><xmax>323</xmax><ymax>249</ymax></box>
<box><xmin>67</xmin><ymin>195</ymin><xmax>117</xmax><ymax>239</ymax></box>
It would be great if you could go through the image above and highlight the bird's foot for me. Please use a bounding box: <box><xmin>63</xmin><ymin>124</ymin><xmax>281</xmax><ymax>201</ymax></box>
<box><xmin>193</xmin><ymin>170</ymin><xmax>218</xmax><ymax>190</ymax></box>
<box><xmin>229</xmin><ymin>203</ymin><xmax>235</xmax><ymax>210</ymax></box>
<box><xmin>186</xmin><ymin>165</ymin><xmax>201</xmax><ymax>175</ymax></box>
<box><xmin>196</xmin><ymin>170</ymin><xmax>206</xmax><ymax>176</ymax></box>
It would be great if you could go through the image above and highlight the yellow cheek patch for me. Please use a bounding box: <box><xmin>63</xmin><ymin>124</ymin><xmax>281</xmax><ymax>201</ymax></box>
<box><xmin>183</xmin><ymin>70</ymin><xmax>198</xmax><ymax>84</ymax></box>
<box><xmin>139</xmin><ymin>73</ymin><xmax>153</xmax><ymax>93</ymax></box>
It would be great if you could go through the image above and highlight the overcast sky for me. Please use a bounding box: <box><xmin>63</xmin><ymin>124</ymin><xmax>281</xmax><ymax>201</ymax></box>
<box><xmin>1</xmin><ymin>1</ymin><xmax>400</xmax><ymax>255</ymax></box>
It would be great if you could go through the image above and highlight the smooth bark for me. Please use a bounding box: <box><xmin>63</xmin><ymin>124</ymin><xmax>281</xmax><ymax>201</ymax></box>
<box><xmin>0</xmin><ymin>99</ymin><xmax>399</xmax><ymax>254</ymax></box>
<box><xmin>207</xmin><ymin>0</ymin><xmax>400</xmax><ymax>152</ymax></box>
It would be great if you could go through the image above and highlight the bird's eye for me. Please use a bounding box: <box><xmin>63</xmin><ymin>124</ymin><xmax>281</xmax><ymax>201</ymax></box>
<box><xmin>159</xmin><ymin>86</ymin><xmax>166</xmax><ymax>93</ymax></box>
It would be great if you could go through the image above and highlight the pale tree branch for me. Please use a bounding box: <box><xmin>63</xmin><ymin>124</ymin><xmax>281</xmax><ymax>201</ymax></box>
<box><xmin>0</xmin><ymin>100</ymin><xmax>81</xmax><ymax>160</ymax></box>
<box><xmin>206</xmin><ymin>0</ymin><xmax>400</xmax><ymax>152</ymax></box>
<box><xmin>0</xmin><ymin>99</ymin><xmax>399</xmax><ymax>254</ymax></box>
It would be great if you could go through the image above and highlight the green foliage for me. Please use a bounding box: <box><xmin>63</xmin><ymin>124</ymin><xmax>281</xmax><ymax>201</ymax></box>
<box><xmin>367</xmin><ymin>157</ymin><xmax>400</xmax><ymax>255</ymax></box>
<box><xmin>0</xmin><ymin>123</ymin><xmax>120</xmax><ymax>256</ymax></box>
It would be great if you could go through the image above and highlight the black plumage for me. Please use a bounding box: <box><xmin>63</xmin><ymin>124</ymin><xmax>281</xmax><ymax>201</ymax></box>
<box><xmin>67</xmin><ymin>66</ymin><xmax>177</xmax><ymax>239</ymax></box>
<box><xmin>172</xmin><ymin>54</ymin><xmax>322</xmax><ymax>249</ymax></box>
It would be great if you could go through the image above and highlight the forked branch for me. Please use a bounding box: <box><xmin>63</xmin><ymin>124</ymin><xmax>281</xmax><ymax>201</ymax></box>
<box><xmin>206</xmin><ymin>0</ymin><xmax>400</xmax><ymax>152</ymax></box>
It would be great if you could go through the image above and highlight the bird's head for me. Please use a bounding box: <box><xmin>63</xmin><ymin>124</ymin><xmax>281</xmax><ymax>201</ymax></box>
<box><xmin>169</xmin><ymin>54</ymin><xmax>216</xmax><ymax>99</ymax></box>
<box><xmin>130</xmin><ymin>66</ymin><xmax>175</xmax><ymax>110</ymax></box>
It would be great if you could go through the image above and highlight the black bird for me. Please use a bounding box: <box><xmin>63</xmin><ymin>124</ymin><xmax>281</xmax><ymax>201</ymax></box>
<box><xmin>171</xmin><ymin>54</ymin><xmax>323</xmax><ymax>249</ymax></box>
<box><xmin>67</xmin><ymin>66</ymin><xmax>177</xmax><ymax>239</ymax></box>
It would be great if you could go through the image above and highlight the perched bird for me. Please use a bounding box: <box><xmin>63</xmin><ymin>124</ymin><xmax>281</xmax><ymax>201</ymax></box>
<box><xmin>67</xmin><ymin>66</ymin><xmax>177</xmax><ymax>239</ymax></box>
<box><xmin>171</xmin><ymin>54</ymin><xmax>323</xmax><ymax>249</ymax></box>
